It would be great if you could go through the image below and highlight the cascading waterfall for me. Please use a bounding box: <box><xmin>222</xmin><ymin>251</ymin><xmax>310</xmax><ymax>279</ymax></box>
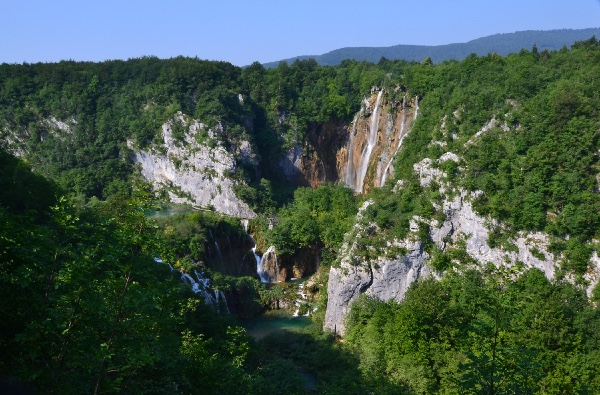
<box><xmin>261</xmin><ymin>246</ymin><xmax>279</xmax><ymax>283</ymax></box>
<box><xmin>181</xmin><ymin>272</ymin><xmax>203</xmax><ymax>294</ymax></box>
<box><xmin>355</xmin><ymin>89</ymin><xmax>384</xmax><ymax>193</ymax></box>
<box><xmin>156</xmin><ymin>257</ymin><xmax>229</xmax><ymax>313</ymax></box>
<box><xmin>251</xmin><ymin>237</ymin><xmax>270</xmax><ymax>283</ymax></box>
<box><xmin>414</xmin><ymin>95</ymin><xmax>420</xmax><ymax>119</ymax></box>
<box><xmin>214</xmin><ymin>287</ymin><xmax>230</xmax><ymax>314</ymax></box>
<box><xmin>214</xmin><ymin>241</ymin><xmax>222</xmax><ymax>261</ymax></box>
<box><xmin>343</xmin><ymin>113</ymin><xmax>360</xmax><ymax>191</ymax></box>
<box><xmin>242</xmin><ymin>219</ymin><xmax>278</xmax><ymax>283</ymax></box>
<box><xmin>293</xmin><ymin>283</ymin><xmax>311</xmax><ymax>317</ymax></box>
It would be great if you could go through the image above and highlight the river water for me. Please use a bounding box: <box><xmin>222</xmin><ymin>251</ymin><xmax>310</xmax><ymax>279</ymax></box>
<box><xmin>241</xmin><ymin>310</ymin><xmax>311</xmax><ymax>340</ymax></box>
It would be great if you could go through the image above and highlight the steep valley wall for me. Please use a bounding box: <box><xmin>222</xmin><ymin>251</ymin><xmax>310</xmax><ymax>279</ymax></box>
<box><xmin>131</xmin><ymin>112</ymin><xmax>257</xmax><ymax>219</ymax></box>
<box><xmin>324</xmin><ymin>144</ymin><xmax>600</xmax><ymax>337</ymax></box>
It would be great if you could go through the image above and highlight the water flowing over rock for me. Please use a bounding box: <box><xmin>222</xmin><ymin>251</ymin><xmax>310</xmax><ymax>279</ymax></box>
<box><xmin>258</xmin><ymin>246</ymin><xmax>283</xmax><ymax>283</ymax></box>
<box><xmin>380</xmin><ymin>95</ymin><xmax>418</xmax><ymax>185</ymax></box>
<box><xmin>293</xmin><ymin>283</ymin><xmax>312</xmax><ymax>317</ymax></box>
<box><xmin>339</xmin><ymin>89</ymin><xmax>418</xmax><ymax>193</ymax></box>
<box><xmin>355</xmin><ymin>89</ymin><xmax>384</xmax><ymax>192</ymax></box>
<box><xmin>272</xmin><ymin>89</ymin><xmax>418</xmax><ymax>194</ymax></box>
<box><xmin>159</xmin><ymin>260</ymin><xmax>229</xmax><ymax>313</ymax></box>
<box><xmin>131</xmin><ymin>112</ymin><xmax>256</xmax><ymax>218</ymax></box>
<box><xmin>243</xmin><ymin>220</ymin><xmax>283</xmax><ymax>283</ymax></box>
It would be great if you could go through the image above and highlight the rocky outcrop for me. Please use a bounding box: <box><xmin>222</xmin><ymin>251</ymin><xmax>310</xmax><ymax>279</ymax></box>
<box><xmin>324</xmin><ymin>200</ymin><xmax>434</xmax><ymax>335</ymax></box>
<box><xmin>205</xmin><ymin>231</ymin><xmax>257</xmax><ymax>277</ymax></box>
<box><xmin>253</xmin><ymin>243</ymin><xmax>322</xmax><ymax>283</ymax></box>
<box><xmin>279</xmin><ymin>120</ymin><xmax>349</xmax><ymax>188</ymax></box>
<box><xmin>279</xmin><ymin>144</ymin><xmax>319</xmax><ymax>187</ymax></box>
<box><xmin>3</xmin><ymin>116</ymin><xmax>77</xmax><ymax>158</ymax></box>
<box><xmin>586</xmin><ymin>251</ymin><xmax>600</xmax><ymax>298</ymax></box>
<box><xmin>132</xmin><ymin>112</ymin><xmax>256</xmax><ymax>218</ymax></box>
<box><xmin>324</xmin><ymin>150</ymin><xmax>599</xmax><ymax>336</ymax></box>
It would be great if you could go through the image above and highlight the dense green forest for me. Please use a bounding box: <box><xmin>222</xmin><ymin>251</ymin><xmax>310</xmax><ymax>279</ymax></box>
<box><xmin>1</xmin><ymin>37</ymin><xmax>600</xmax><ymax>393</ymax></box>
<box><xmin>346</xmin><ymin>268</ymin><xmax>600</xmax><ymax>393</ymax></box>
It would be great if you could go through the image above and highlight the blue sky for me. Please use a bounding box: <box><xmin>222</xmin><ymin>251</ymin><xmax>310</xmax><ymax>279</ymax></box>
<box><xmin>2</xmin><ymin>0</ymin><xmax>600</xmax><ymax>66</ymax></box>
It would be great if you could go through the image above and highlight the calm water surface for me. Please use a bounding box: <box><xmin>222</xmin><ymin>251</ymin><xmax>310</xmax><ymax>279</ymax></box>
<box><xmin>241</xmin><ymin>310</ymin><xmax>311</xmax><ymax>340</ymax></box>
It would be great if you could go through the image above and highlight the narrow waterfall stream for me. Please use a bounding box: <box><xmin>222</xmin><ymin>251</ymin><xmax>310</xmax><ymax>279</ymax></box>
<box><xmin>343</xmin><ymin>113</ymin><xmax>360</xmax><ymax>191</ymax></box>
<box><xmin>292</xmin><ymin>282</ymin><xmax>311</xmax><ymax>317</ymax></box>
<box><xmin>156</xmin><ymin>257</ymin><xmax>229</xmax><ymax>313</ymax></box>
<box><xmin>252</xmin><ymin>237</ymin><xmax>271</xmax><ymax>283</ymax></box>
<box><xmin>242</xmin><ymin>219</ymin><xmax>278</xmax><ymax>283</ymax></box>
<box><xmin>356</xmin><ymin>89</ymin><xmax>384</xmax><ymax>193</ymax></box>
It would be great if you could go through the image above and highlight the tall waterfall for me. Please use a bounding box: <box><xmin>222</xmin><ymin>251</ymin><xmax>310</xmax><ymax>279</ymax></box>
<box><xmin>214</xmin><ymin>241</ymin><xmax>222</xmax><ymax>261</ymax></box>
<box><xmin>254</xmin><ymin>244</ymin><xmax>279</xmax><ymax>283</ymax></box>
<box><xmin>343</xmin><ymin>113</ymin><xmax>360</xmax><ymax>191</ymax></box>
<box><xmin>355</xmin><ymin>89</ymin><xmax>384</xmax><ymax>193</ymax></box>
<box><xmin>414</xmin><ymin>95</ymin><xmax>420</xmax><ymax>120</ymax></box>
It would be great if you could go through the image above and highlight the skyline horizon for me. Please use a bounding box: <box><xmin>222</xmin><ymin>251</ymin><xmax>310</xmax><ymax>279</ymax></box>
<box><xmin>2</xmin><ymin>0</ymin><xmax>600</xmax><ymax>66</ymax></box>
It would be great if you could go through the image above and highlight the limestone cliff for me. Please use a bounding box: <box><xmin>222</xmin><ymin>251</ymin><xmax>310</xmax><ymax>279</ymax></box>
<box><xmin>132</xmin><ymin>112</ymin><xmax>256</xmax><ymax>218</ymax></box>
<box><xmin>324</xmin><ymin>150</ymin><xmax>600</xmax><ymax>336</ymax></box>
<box><xmin>278</xmin><ymin>120</ymin><xmax>349</xmax><ymax>188</ymax></box>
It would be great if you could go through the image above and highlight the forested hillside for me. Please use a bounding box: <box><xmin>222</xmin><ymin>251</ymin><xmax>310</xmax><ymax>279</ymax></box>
<box><xmin>262</xmin><ymin>27</ymin><xmax>600</xmax><ymax>67</ymax></box>
<box><xmin>1</xmin><ymin>36</ymin><xmax>600</xmax><ymax>394</ymax></box>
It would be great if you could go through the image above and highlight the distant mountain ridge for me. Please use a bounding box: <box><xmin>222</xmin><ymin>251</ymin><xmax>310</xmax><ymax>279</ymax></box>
<box><xmin>262</xmin><ymin>27</ymin><xmax>600</xmax><ymax>67</ymax></box>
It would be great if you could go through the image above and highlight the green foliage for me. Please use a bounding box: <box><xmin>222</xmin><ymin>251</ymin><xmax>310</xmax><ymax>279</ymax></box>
<box><xmin>357</xmin><ymin>39</ymin><xmax>600</xmax><ymax>275</ymax></box>
<box><xmin>0</xmin><ymin>156</ymin><xmax>301</xmax><ymax>394</ymax></box>
<box><xmin>0</xmin><ymin>57</ymin><xmax>246</xmax><ymax>200</ymax></box>
<box><xmin>3</xmin><ymin>35</ymin><xmax>600</xmax><ymax>394</ymax></box>
<box><xmin>345</xmin><ymin>268</ymin><xmax>598</xmax><ymax>394</ymax></box>
<box><xmin>267</xmin><ymin>184</ymin><xmax>357</xmax><ymax>264</ymax></box>
<box><xmin>0</xmin><ymin>148</ymin><xmax>58</xmax><ymax>213</ymax></box>
<box><xmin>430</xmin><ymin>250</ymin><xmax>453</xmax><ymax>272</ymax></box>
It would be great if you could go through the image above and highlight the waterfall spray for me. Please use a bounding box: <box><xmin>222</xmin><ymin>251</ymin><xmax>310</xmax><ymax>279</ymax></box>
<box><xmin>157</xmin><ymin>258</ymin><xmax>229</xmax><ymax>313</ymax></box>
<box><xmin>343</xmin><ymin>113</ymin><xmax>360</xmax><ymax>191</ymax></box>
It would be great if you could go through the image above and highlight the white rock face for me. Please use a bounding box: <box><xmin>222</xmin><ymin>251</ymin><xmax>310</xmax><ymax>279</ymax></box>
<box><xmin>3</xmin><ymin>115</ymin><xmax>77</xmax><ymax>157</ymax></box>
<box><xmin>324</xmin><ymin>200</ymin><xmax>435</xmax><ymax>335</ymax></box>
<box><xmin>324</xmin><ymin>150</ymin><xmax>599</xmax><ymax>336</ymax></box>
<box><xmin>434</xmin><ymin>193</ymin><xmax>556</xmax><ymax>279</ymax></box>
<box><xmin>132</xmin><ymin>113</ymin><xmax>256</xmax><ymax>218</ymax></box>
<box><xmin>586</xmin><ymin>251</ymin><xmax>600</xmax><ymax>298</ymax></box>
